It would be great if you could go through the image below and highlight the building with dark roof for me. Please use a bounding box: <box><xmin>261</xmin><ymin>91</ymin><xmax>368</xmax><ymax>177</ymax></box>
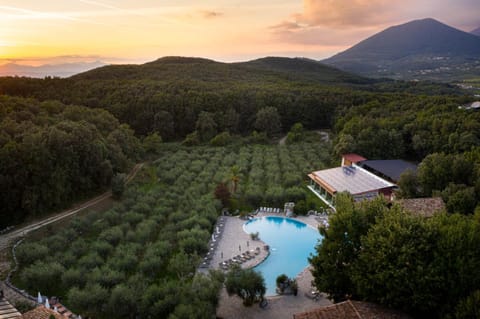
<box><xmin>308</xmin><ymin>154</ymin><xmax>422</xmax><ymax>209</ymax></box>
<box><xmin>308</xmin><ymin>154</ymin><xmax>396</xmax><ymax>209</ymax></box>
<box><xmin>358</xmin><ymin>159</ymin><xmax>417</xmax><ymax>183</ymax></box>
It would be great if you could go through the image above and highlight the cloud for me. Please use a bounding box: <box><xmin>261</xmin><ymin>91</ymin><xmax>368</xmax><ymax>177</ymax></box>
<box><xmin>0</xmin><ymin>4</ymin><xmax>106</xmax><ymax>25</ymax></box>
<box><xmin>294</xmin><ymin>0</ymin><xmax>402</xmax><ymax>28</ymax></box>
<box><xmin>200</xmin><ymin>10</ymin><xmax>223</xmax><ymax>19</ymax></box>
<box><xmin>270</xmin><ymin>0</ymin><xmax>480</xmax><ymax>47</ymax></box>
<box><xmin>282</xmin><ymin>0</ymin><xmax>479</xmax><ymax>29</ymax></box>
<box><xmin>270</xmin><ymin>21</ymin><xmax>302</xmax><ymax>31</ymax></box>
<box><xmin>0</xmin><ymin>54</ymin><xmax>131</xmax><ymax>66</ymax></box>
<box><xmin>271</xmin><ymin>25</ymin><xmax>376</xmax><ymax>47</ymax></box>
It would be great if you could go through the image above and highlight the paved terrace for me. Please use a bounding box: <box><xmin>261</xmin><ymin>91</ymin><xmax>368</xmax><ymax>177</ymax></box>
<box><xmin>213</xmin><ymin>213</ymin><xmax>332</xmax><ymax>319</ymax></box>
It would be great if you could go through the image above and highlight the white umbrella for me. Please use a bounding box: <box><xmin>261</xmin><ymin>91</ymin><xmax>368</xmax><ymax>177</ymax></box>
<box><xmin>37</xmin><ymin>292</ymin><xmax>42</xmax><ymax>304</ymax></box>
<box><xmin>54</xmin><ymin>306</ymin><xmax>58</xmax><ymax>312</ymax></box>
<box><xmin>45</xmin><ymin>298</ymin><xmax>50</xmax><ymax>309</ymax></box>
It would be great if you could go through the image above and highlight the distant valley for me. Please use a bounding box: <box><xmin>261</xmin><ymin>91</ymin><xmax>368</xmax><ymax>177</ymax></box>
<box><xmin>0</xmin><ymin>61</ymin><xmax>106</xmax><ymax>78</ymax></box>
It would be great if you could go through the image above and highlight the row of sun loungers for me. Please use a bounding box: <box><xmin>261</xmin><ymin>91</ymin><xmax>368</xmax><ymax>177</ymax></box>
<box><xmin>308</xmin><ymin>209</ymin><xmax>329</xmax><ymax>216</ymax></box>
<box><xmin>257</xmin><ymin>207</ymin><xmax>283</xmax><ymax>214</ymax></box>
<box><xmin>219</xmin><ymin>248</ymin><xmax>261</xmax><ymax>271</ymax></box>
<box><xmin>199</xmin><ymin>217</ymin><xmax>226</xmax><ymax>268</ymax></box>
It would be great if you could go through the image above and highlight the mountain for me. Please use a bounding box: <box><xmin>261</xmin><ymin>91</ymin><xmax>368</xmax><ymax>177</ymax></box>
<box><xmin>0</xmin><ymin>61</ymin><xmax>106</xmax><ymax>78</ymax></box>
<box><xmin>73</xmin><ymin>56</ymin><xmax>371</xmax><ymax>85</ymax></box>
<box><xmin>237</xmin><ymin>57</ymin><xmax>369</xmax><ymax>84</ymax></box>
<box><xmin>323</xmin><ymin>18</ymin><xmax>480</xmax><ymax>81</ymax></box>
<box><xmin>472</xmin><ymin>27</ymin><xmax>480</xmax><ymax>37</ymax></box>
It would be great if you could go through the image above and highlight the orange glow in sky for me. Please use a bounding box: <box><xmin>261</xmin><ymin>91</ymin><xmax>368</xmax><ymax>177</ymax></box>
<box><xmin>0</xmin><ymin>0</ymin><xmax>479</xmax><ymax>66</ymax></box>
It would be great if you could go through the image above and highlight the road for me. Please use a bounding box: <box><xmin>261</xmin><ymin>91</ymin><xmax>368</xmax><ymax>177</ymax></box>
<box><xmin>0</xmin><ymin>163</ymin><xmax>144</xmax><ymax>252</ymax></box>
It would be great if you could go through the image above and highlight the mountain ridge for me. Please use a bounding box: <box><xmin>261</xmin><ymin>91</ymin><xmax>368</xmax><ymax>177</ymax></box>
<box><xmin>323</xmin><ymin>18</ymin><xmax>480</xmax><ymax>81</ymax></box>
<box><xmin>72</xmin><ymin>55</ymin><xmax>372</xmax><ymax>85</ymax></box>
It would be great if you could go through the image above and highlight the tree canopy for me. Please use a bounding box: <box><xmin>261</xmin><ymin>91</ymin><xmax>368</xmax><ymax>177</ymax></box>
<box><xmin>310</xmin><ymin>195</ymin><xmax>480</xmax><ymax>318</ymax></box>
<box><xmin>225</xmin><ymin>265</ymin><xmax>266</xmax><ymax>306</ymax></box>
<box><xmin>0</xmin><ymin>95</ymin><xmax>141</xmax><ymax>227</ymax></box>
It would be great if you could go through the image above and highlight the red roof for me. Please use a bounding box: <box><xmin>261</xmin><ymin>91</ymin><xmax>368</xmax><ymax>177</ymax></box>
<box><xmin>342</xmin><ymin>154</ymin><xmax>367</xmax><ymax>163</ymax></box>
<box><xmin>293</xmin><ymin>300</ymin><xmax>411</xmax><ymax>319</ymax></box>
<box><xmin>22</xmin><ymin>306</ymin><xmax>66</xmax><ymax>319</ymax></box>
<box><xmin>396</xmin><ymin>197</ymin><xmax>445</xmax><ymax>217</ymax></box>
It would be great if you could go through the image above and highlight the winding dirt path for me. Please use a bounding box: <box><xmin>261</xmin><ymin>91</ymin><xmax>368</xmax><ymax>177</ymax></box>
<box><xmin>0</xmin><ymin>163</ymin><xmax>144</xmax><ymax>252</ymax></box>
<box><xmin>278</xmin><ymin>130</ymin><xmax>330</xmax><ymax>145</ymax></box>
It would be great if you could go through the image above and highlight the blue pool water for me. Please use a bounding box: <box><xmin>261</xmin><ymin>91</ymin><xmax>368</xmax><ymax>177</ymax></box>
<box><xmin>243</xmin><ymin>216</ymin><xmax>322</xmax><ymax>296</ymax></box>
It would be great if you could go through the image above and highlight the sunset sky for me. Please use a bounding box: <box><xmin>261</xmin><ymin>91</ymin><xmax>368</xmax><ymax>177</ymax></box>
<box><xmin>0</xmin><ymin>0</ymin><xmax>479</xmax><ymax>66</ymax></box>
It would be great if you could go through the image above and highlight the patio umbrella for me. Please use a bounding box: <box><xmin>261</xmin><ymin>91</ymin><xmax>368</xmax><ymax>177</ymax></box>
<box><xmin>45</xmin><ymin>298</ymin><xmax>50</xmax><ymax>309</ymax></box>
<box><xmin>37</xmin><ymin>292</ymin><xmax>42</xmax><ymax>304</ymax></box>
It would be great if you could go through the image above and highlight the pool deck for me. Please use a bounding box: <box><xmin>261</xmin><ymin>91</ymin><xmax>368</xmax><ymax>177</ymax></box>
<box><xmin>214</xmin><ymin>213</ymin><xmax>332</xmax><ymax>319</ymax></box>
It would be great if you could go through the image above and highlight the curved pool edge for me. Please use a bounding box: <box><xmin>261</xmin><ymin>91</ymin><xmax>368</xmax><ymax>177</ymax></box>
<box><xmin>243</xmin><ymin>215</ymin><xmax>320</xmax><ymax>233</ymax></box>
<box><xmin>242</xmin><ymin>215</ymin><xmax>323</xmax><ymax>296</ymax></box>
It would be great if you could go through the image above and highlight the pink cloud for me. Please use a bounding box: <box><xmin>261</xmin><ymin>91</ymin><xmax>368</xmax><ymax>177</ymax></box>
<box><xmin>270</xmin><ymin>0</ymin><xmax>480</xmax><ymax>48</ymax></box>
<box><xmin>294</xmin><ymin>0</ymin><xmax>406</xmax><ymax>28</ymax></box>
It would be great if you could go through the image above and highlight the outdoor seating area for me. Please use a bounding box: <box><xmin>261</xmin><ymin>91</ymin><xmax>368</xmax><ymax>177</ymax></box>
<box><xmin>199</xmin><ymin>216</ymin><xmax>226</xmax><ymax>269</ymax></box>
<box><xmin>312</xmin><ymin>211</ymin><xmax>330</xmax><ymax>228</ymax></box>
<box><xmin>218</xmin><ymin>248</ymin><xmax>261</xmax><ymax>271</ymax></box>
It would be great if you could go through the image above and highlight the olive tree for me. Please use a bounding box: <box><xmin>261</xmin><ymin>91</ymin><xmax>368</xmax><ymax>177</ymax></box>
<box><xmin>225</xmin><ymin>265</ymin><xmax>266</xmax><ymax>306</ymax></box>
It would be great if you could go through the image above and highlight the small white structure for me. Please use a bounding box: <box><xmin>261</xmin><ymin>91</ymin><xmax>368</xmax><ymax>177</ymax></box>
<box><xmin>458</xmin><ymin>101</ymin><xmax>480</xmax><ymax>110</ymax></box>
<box><xmin>284</xmin><ymin>202</ymin><xmax>295</xmax><ymax>217</ymax></box>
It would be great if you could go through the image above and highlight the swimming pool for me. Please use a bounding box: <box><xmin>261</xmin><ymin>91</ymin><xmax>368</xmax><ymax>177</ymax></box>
<box><xmin>243</xmin><ymin>216</ymin><xmax>322</xmax><ymax>296</ymax></box>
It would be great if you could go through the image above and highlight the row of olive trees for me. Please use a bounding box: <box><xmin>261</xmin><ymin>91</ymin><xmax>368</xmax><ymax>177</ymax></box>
<box><xmin>16</xmin><ymin>142</ymin><xmax>328</xmax><ymax>318</ymax></box>
<box><xmin>16</xmin><ymin>147</ymin><xmax>230</xmax><ymax>318</ymax></box>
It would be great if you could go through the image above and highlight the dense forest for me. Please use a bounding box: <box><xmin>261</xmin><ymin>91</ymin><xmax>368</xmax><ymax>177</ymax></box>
<box><xmin>0</xmin><ymin>57</ymin><xmax>468</xmax><ymax>226</ymax></box>
<box><xmin>0</xmin><ymin>95</ymin><xmax>142</xmax><ymax>227</ymax></box>
<box><xmin>0</xmin><ymin>57</ymin><xmax>464</xmax><ymax>140</ymax></box>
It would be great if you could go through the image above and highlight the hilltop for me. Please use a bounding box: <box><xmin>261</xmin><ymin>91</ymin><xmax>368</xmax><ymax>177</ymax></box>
<box><xmin>73</xmin><ymin>56</ymin><xmax>371</xmax><ymax>85</ymax></box>
<box><xmin>323</xmin><ymin>18</ymin><xmax>480</xmax><ymax>81</ymax></box>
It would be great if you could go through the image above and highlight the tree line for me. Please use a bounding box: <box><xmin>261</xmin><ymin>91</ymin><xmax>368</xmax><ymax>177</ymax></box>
<box><xmin>0</xmin><ymin>95</ymin><xmax>142</xmax><ymax>227</ymax></box>
<box><xmin>310</xmin><ymin>194</ymin><xmax>480</xmax><ymax>318</ymax></box>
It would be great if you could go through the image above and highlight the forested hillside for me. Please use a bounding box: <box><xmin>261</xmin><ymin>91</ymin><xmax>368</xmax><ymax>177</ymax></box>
<box><xmin>0</xmin><ymin>56</ymin><xmax>473</xmax><ymax>227</ymax></box>
<box><xmin>2</xmin><ymin>55</ymin><xmax>480</xmax><ymax>319</ymax></box>
<box><xmin>0</xmin><ymin>95</ymin><xmax>141</xmax><ymax>227</ymax></box>
<box><xmin>333</xmin><ymin>95</ymin><xmax>480</xmax><ymax>159</ymax></box>
<box><xmin>0</xmin><ymin>57</ymin><xmax>461</xmax><ymax>140</ymax></box>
